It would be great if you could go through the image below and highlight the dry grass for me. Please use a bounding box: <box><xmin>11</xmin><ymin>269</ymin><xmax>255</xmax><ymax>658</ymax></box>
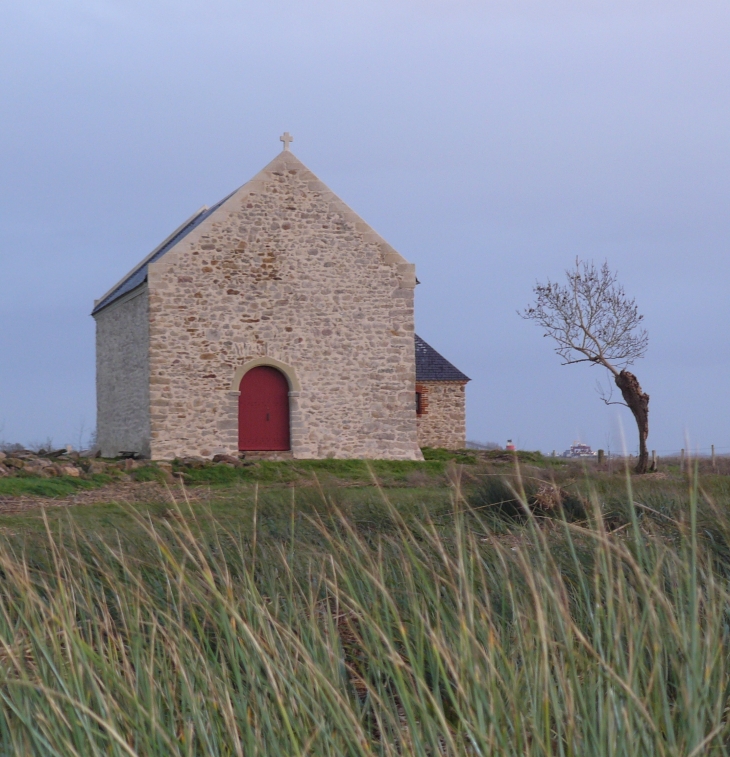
<box><xmin>0</xmin><ymin>465</ymin><xmax>725</xmax><ymax>754</ymax></box>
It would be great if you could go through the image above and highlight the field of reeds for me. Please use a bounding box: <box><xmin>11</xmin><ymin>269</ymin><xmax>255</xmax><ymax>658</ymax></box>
<box><xmin>0</xmin><ymin>458</ymin><xmax>728</xmax><ymax>755</ymax></box>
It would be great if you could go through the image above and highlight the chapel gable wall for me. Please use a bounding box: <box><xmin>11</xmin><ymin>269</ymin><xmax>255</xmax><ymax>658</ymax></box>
<box><xmin>146</xmin><ymin>154</ymin><xmax>422</xmax><ymax>460</ymax></box>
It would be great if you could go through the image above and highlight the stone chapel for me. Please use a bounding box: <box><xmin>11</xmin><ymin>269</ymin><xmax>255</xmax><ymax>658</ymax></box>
<box><xmin>93</xmin><ymin>136</ymin><xmax>469</xmax><ymax>460</ymax></box>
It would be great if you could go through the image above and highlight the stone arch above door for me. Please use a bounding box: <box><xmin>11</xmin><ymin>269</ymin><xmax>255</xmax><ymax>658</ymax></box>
<box><xmin>229</xmin><ymin>357</ymin><xmax>301</xmax><ymax>394</ymax></box>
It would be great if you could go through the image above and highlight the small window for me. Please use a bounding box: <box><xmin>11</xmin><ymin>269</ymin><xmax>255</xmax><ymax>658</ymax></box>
<box><xmin>416</xmin><ymin>391</ymin><xmax>423</xmax><ymax>416</ymax></box>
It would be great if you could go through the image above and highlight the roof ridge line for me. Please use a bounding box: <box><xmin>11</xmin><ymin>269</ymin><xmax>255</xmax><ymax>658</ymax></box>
<box><xmin>93</xmin><ymin>206</ymin><xmax>208</xmax><ymax>308</ymax></box>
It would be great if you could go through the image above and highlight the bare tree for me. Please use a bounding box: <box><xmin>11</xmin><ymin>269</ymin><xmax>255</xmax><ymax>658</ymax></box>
<box><xmin>521</xmin><ymin>260</ymin><xmax>651</xmax><ymax>473</ymax></box>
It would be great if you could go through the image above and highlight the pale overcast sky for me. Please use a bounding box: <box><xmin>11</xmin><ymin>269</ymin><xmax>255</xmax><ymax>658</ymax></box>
<box><xmin>1</xmin><ymin>0</ymin><xmax>728</xmax><ymax>455</ymax></box>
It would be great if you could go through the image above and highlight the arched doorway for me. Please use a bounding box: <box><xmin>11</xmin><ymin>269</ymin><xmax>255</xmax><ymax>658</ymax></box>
<box><xmin>238</xmin><ymin>366</ymin><xmax>290</xmax><ymax>451</ymax></box>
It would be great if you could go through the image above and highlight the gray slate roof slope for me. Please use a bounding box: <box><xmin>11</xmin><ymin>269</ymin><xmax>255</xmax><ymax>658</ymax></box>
<box><xmin>92</xmin><ymin>191</ymin><xmax>235</xmax><ymax>315</ymax></box>
<box><xmin>415</xmin><ymin>335</ymin><xmax>470</xmax><ymax>382</ymax></box>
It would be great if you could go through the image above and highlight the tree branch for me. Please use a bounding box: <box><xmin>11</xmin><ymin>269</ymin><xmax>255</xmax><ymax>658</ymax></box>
<box><xmin>601</xmin><ymin>398</ymin><xmax>629</xmax><ymax>408</ymax></box>
<box><xmin>521</xmin><ymin>259</ymin><xmax>647</xmax><ymax>375</ymax></box>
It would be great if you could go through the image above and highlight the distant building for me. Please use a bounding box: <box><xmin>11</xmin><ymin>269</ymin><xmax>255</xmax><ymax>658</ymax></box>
<box><xmin>563</xmin><ymin>442</ymin><xmax>595</xmax><ymax>458</ymax></box>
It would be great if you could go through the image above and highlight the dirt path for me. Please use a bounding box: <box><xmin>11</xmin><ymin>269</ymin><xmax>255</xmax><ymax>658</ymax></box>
<box><xmin>0</xmin><ymin>481</ymin><xmax>208</xmax><ymax>516</ymax></box>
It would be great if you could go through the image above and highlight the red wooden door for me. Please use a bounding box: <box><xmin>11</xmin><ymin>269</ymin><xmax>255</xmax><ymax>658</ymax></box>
<box><xmin>238</xmin><ymin>367</ymin><xmax>290</xmax><ymax>451</ymax></box>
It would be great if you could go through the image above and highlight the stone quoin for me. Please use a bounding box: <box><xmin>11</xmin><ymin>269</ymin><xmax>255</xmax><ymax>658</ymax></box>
<box><xmin>92</xmin><ymin>137</ymin><xmax>469</xmax><ymax>459</ymax></box>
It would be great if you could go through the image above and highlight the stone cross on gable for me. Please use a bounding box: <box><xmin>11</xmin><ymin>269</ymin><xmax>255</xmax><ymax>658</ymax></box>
<box><xmin>280</xmin><ymin>132</ymin><xmax>293</xmax><ymax>151</ymax></box>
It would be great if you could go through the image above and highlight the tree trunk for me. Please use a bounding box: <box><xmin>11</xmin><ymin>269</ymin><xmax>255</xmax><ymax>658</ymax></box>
<box><xmin>615</xmin><ymin>370</ymin><xmax>650</xmax><ymax>474</ymax></box>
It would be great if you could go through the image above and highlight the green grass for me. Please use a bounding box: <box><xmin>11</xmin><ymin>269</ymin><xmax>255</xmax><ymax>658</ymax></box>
<box><xmin>0</xmin><ymin>457</ymin><xmax>455</xmax><ymax>496</ymax></box>
<box><xmin>0</xmin><ymin>462</ymin><xmax>729</xmax><ymax>753</ymax></box>
<box><xmin>0</xmin><ymin>483</ymin><xmax>455</xmax><ymax>556</ymax></box>
<box><xmin>130</xmin><ymin>465</ymin><xmax>166</xmax><ymax>483</ymax></box>
<box><xmin>172</xmin><ymin>457</ymin><xmax>451</xmax><ymax>487</ymax></box>
<box><xmin>474</xmin><ymin>448</ymin><xmax>547</xmax><ymax>464</ymax></box>
<box><xmin>420</xmin><ymin>447</ymin><xmax>477</xmax><ymax>464</ymax></box>
<box><xmin>0</xmin><ymin>474</ymin><xmax>110</xmax><ymax>498</ymax></box>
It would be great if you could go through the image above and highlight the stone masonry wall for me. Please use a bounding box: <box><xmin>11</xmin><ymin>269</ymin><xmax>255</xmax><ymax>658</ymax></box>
<box><xmin>95</xmin><ymin>286</ymin><xmax>151</xmax><ymax>457</ymax></box>
<box><xmin>145</xmin><ymin>151</ymin><xmax>422</xmax><ymax>460</ymax></box>
<box><xmin>416</xmin><ymin>381</ymin><xmax>467</xmax><ymax>449</ymax></box>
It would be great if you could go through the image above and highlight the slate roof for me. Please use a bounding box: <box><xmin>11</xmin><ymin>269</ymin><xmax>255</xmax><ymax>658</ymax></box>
<box><xmin>92</xmin><ymin>192</ymin><xmax>235</xmax><ymax>315</ymax></box>
<box><xmin>415</xmin><ymin>335</ymin><xmax>470</xmax><ymax>382</ymax></box>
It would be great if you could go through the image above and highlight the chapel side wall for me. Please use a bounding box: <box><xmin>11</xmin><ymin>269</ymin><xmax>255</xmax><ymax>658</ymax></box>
<box><xmin>416</xmin><ymin>381</ymin><xmax>467</xmax><ymax>450</ymax></box>
<box><xmin>145</xmin><ymin>154</ymin><xmax>422</xmax><ymax>461</ymax></box>
<box><xmin>95</xmin><ymin>287</ymin><xmax>151</xmax><ymax>458</ymax></box>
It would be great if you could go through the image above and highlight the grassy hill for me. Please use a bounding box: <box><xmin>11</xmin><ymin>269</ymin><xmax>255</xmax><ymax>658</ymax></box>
<box><xmin>0</xmin><ymin>453</ymin><xmax>728</xmax><ymax>753</ymax></box>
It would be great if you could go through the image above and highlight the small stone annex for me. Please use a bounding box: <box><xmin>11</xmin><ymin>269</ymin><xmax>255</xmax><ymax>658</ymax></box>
<box><xmin>92</xmin><ymin>135</ymin><xmax>469</xmax><ymax>460</ymax></box>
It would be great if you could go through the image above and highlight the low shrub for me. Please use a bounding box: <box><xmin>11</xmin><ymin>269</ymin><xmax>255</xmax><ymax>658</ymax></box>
<box><xmin>470</xmin><ymin>472</ymin><xmax>587</xmax><ymax>523</ymax></box>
